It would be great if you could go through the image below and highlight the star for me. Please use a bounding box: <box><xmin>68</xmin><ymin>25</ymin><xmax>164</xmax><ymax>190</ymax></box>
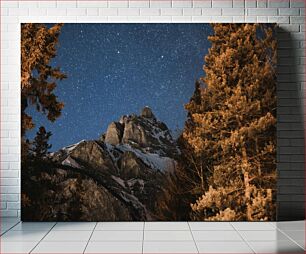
<box><xmin>31</xmin><ymin>23</ymin><xmax>213</xmax><ymax>151</ymax></box>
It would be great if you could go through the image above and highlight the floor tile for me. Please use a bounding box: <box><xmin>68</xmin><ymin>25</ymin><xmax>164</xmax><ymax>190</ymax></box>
<box><xmin>90</xmin><ymin>230</ymin><xmax>143</xmax><ymax>241</ymax></box>
<box><xmin>85</xmin><ymin>241</ymin><xmax>143</xmax><ymax>253</ymax></box>
<box><xmin>189</xmin><ymin>222</ymin><xmax>234</xmax><ymax>231</ymax></box>
<box><xmin>32</xmin><ymin>241</ymin><xmax>87</xmax><ymax>253</ymax></box>
<box><xmin>1</xmin><ymin>221</ymin><xmax>21</xmax><ymax>228</ymax></box>
<box><xmin>144</xmin><ymin>230</ymin><xmax>193</xmax><ymax>241</ymax></box>
<box><xmin>275</xmin><ymin>221</ymin><xmax>305</xmax><ymax>231</ymax></box>
<box><xmin>95</xmin><ymin>222</ymin><xmax>144</xmax><ymax>231</ymax></box>
<box><xmin>0</xmin><ymin>241</ymin><xmax>37</xmax><ymax>253</ymax></box>
<box><xmin>0</xmin><ymin>229</ymin><xmax>7</xmax><ymax>235</ymax></box>
<box><xmin>196</xmin><ymin>241</ymin><xmax>254</xmax><ymax>253</ymax></box>
<box><xmin>52</xmin><ymin>222</ymin><xmax>96</xmax><ymax>231</ymax></box>
<box><xmin>231</xmin><ymin>222</ymin><xmax>276</xmax><ymax>230</ymax></box>
<box><xmin>0</xmin><ymin>230</ymin><xmax>47</xmax><ymax>242</ymax></box>
<box><xmin>239</xmin><ymin>230</ymin><xmax>291</xmax><ymax>241</ymax></box>
<box><xmin>248</xmin><ymin>240</ymin><xmax>304</xmax><ymax>253</ymax></box>
<box><xmin>192</xmin><ymin>230</ymin><xmax>243</xmax><ymax>241</ymax></box>
<box><xmin>281</xmin><ymin>230</ymin><xmax>305</xmax><ymax>249</ymax></box>
<box><xmin>143</xmin><ymin>241</ymin><xmax>198</xmax><ymax>253</ymax></box>
<box><xmin>269</xmin><ymin>222</ymin><xmax>278</xmax><ymax>228</ymax></box>
<box><xmin>145</xmin><ymin>222</ymin><xmax>189</xmax><ymax>230</ymax></box>
<box><xmin>1</xmin><ymin>221</ymin><xmax>21</xmax><ymax>234</ymax></box>
<box><xmin>42</xmin><ymin>230</ymin><xmax>92</xmax><ymax>242</ymax></box>
<box><xmin>12</xmin><ymin>222</ymin><xmax>55</xmax><ymax>231</ymax></box>
<box><xmin>282</xmin><ymin>230</ymin><xmax>305</xmax><ymax>241</ymax></box>
<box><xmin>296</xmin><ymin>241</ymin><xmax>305</xmax><ymax>250</ymax></box>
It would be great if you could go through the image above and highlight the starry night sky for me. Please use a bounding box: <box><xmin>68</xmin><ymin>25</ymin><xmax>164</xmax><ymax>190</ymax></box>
<box><xmin>27</xmin><ymin>23</ymin><xmax>213</xmax><ymax>151</ymax></box>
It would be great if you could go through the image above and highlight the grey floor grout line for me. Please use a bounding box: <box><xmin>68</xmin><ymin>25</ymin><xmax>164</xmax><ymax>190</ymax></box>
<box><xmin>230</xmin><ymin>222</ymin><xmax>256</xmax><ymax>254</ymax></box>
<box><xmin>187</xmin><ymin>221</ymin><xmax>200</xmax><ymax>254</ymax></box>
<box><xmin>0</xmin><ymin>220</ymin><xmax>21</xmax><ymax>236</ymax></box>
<box><xmin>83</xmin><ymin>222</ymin><xmax>97</xmax><ymax>254</ymax></box>
<box><xmin>269</xmin><ymin>221</ymin><xmax>277</xmax><ymax>229</ymax></box>
<box><xmin>141</xmin><ymin>221</ymin><xmax>145</xmax><ymax>254</ymax></box>
<box><xmin>229</xmin><ymin>222</ymin><xmax>236</xmax><ymax>230</ymax></box>
<box><xmin>29</xmin><ymin>222</ymin><xmax>57</xmax><ymax>254</ymax></box>
<box><xmin>276</xmin><ymin>227</ymin><xmax>305</xmax><ymax>250</ymax></box>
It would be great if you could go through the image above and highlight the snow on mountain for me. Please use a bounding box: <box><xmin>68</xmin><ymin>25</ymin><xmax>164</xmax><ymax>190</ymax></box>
<box><xmin>114</xmin><ymin>143</ymin><xmax>176</xmax><ymax>172</ymax></box>
<box><xmin>61</xmin><ymin>139</ymin><xmax>86</xmax><ymax>153</ymax></box>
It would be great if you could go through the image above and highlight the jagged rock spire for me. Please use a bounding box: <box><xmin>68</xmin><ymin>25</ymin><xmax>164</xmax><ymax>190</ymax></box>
<box><xmin>141</xmin><ymin>106</ymin><xmax>155</xmax><ymax>119</ymax></box>
<box><xmin>105</xmin><ymin>122</ymin><xmax>124</xmax><ymax>146</ymax></box>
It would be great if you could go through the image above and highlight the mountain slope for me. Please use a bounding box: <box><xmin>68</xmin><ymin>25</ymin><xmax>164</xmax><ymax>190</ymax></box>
<box><xmin>41</xmin><ymin>107</ymin><xmax>180</xmax><ymax>221</ymax></box>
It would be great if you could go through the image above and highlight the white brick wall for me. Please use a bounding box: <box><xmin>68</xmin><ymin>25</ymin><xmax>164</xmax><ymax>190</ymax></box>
<box><xmin>1</xmin><ymin>0</ymin><xmax>305</xmax><ymax>219</ymax></box>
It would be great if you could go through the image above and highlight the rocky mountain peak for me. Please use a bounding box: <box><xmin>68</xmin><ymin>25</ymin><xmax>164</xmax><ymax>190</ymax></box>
<box><xmin>141</xmin><ymin>106</ymin><xmax>155</xmax><ymax>119</ymax></box>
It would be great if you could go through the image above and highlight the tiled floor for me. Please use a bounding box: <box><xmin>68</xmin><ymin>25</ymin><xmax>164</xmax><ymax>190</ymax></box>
<box><xmin>0</xmin><ymin>218</ymin><xmax>304</xmax><ymax>253</ymax></box>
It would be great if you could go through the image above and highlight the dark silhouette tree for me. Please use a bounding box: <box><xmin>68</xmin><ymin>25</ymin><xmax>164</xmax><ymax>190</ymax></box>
<box><xmin>30</xmin><ymin>126</ymin><xmax>52</xmax><ymax>158</ymax></box>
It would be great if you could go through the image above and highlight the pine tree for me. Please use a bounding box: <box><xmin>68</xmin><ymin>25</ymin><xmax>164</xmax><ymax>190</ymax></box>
<box><xmin>30</xmin><ymin>126</ymin><xmax>52</xmax><ymax>158</ymax></box>
<box><xmin>21</xmin><ymin>23</ymin><xmax>66</xmax><ymax>137</ymax></box>
<box><xmin>182</xmin><ymin>24</ymin><xmax>277</xmax><ymax>221</ymax></box>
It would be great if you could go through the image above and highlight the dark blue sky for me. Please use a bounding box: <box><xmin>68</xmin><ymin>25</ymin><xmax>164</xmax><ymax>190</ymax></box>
<box><xmin>27</xmin><ymin>23</ymin><xmax>212</xmax><ymax>151</ymax></box>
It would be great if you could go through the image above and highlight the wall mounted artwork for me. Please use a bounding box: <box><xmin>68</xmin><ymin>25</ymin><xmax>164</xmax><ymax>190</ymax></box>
<box><xmin>21</xmin><ymin>23</ymin><xmax>277</xmax><ymax>221</ymax></box>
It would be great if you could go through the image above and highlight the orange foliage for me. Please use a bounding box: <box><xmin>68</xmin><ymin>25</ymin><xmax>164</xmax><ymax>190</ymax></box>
<box><xmin>182</xmin><ymin>24</ymin><xmax>277</xmax><ymax>221</ymax></box>
<box><xmin>21</xmin><ymin>23</ymin><xmax>66</xmax><ymax>136</ymax></box>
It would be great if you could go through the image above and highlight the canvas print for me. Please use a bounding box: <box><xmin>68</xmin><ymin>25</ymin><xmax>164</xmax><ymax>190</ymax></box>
<box><xmin>21</xmin><ymin>23</ymin><xmax>277</xmax><ymax>221</ymax></box>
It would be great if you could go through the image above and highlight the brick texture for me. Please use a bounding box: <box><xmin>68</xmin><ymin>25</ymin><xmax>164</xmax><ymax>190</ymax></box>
<box><xmin>0</xmin><ymin>0</ymin><xmax>305</xmax><ymax>220</ymax></box>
